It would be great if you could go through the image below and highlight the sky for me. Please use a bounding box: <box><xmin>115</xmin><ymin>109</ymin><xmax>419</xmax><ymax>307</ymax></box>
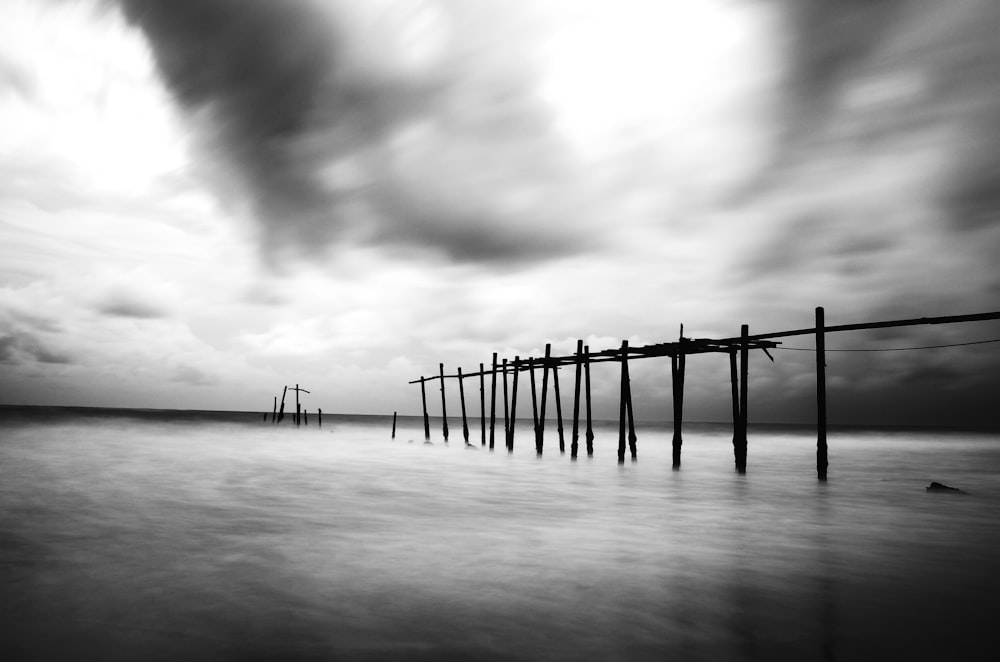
<box><xmin>1</xmin><ymin>0</ymin><xmax>999</xmax><ymax>427</ymax></box>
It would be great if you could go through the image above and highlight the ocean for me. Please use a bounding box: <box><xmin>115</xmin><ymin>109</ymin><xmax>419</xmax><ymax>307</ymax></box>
<box><xmin>1</xmin><ymin>405</ymin><xmax>998</xmax><ymax>661</ymax></box>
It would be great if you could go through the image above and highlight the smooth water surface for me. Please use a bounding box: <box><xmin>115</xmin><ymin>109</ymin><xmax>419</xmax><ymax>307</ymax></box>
<box><xmin>1</xmin><ymin>407</ymin><xmax>999</xmax><ymax>661</ymax></box>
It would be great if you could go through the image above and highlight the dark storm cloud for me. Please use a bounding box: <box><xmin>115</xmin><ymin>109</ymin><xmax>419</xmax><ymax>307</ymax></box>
<box><xmin>112</xmin><ymin>0</ymin><xmax>586</xmax><ymax>264</ymax></box>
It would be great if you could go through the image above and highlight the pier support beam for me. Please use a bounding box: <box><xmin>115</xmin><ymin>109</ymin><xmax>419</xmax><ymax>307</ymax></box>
<box><xmin>439</xmin><ymin>364</ymin><xmax>449</xmax><ymax>442</ymax></box>
<box><xmin>584</xmin><ymin>345</ymin><xmax>594</xmax><ymax>457</ymax></box>
<box><xmin>671</xmin><ymin>349</ymin><xmax>686</xmax><ymax>469</ymax></box>
<box><xmin>458</xmin><ymin>366</ymin><xmax>469</xmax><ymax>444</ymax></box>
<box><xmin>816</xmin><ymin>306</ymin><xmax>828</xmax><ymax>481</ymax></box>
<box><xmin>420</xmin><ymin>377</ymin><xmax>431</xmax><ymax>440</ymax></box>
<box><xmin>571</xmin><ymin>340</ymin><xmax>583</xmax><ymax>459</ymax></box>
<box><xmin>489</xmin><ymin>353</ymin><xmax>498</xmax><ymax>450</ymax></box>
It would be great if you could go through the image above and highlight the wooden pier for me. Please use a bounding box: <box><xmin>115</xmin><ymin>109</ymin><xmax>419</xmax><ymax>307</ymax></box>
<box><xmin>408</xmin><ymin>308</ymin><xmax>1000</xmax><ymax>479</ymax></box>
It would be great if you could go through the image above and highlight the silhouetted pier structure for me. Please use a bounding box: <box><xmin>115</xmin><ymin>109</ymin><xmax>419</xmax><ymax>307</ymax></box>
<box><xmin>408</xmin><ymin>307</ymin><xmax>1000</xmax><ymax>479</ymax></box>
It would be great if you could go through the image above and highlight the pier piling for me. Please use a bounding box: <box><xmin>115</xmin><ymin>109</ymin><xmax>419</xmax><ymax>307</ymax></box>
<box><xmin>552</xmin><ymin>361</ymin><xmax>565</xmax><ymax>454</ymax></box>
<box><xmin>489</xmin><ymin>353</ymin><xmax>498</xmax><ymax>450</ymax></box>
<box><xmin>737</xmin><ymin>325</ymin><xmax>749</xmax><ymax>473</ymax></box>
<box><xmin>458</xmin><ymin>366</ymin><xmax>469</xmax><ymax>444</ymax></box>
<box><xmin>392</xmin><ymin>410</ymin><xmax>397</xmax><ymax>439</ymax></box>
<box><xmin>671</xmin><ymin>338</ymin><xmax>686</xmax><ymax>469</ymax></box>
<box><xmin>439</xmin><ymin>363</ymin><xmax>449</xmax><ymax>442</ymax></box>
<box><xmin>420</xmin><ymin>377</ymin><xmax>430</xmax><ymax>440</ymax></box>
<box><xmin>816</xmin><ymin>306</ymin><xmax>828</xmax><ymax>481</ymax></box>
<box><xmin>584</xmin><ymin>345</ymin><xmax>594</xmax><ymax>457</ymax></box>
<box><xmin>571</xmin><ymin>340</ymin><xmax>583</xmax><ymax>459</ymax></box>
<box><xmin>502</xmin><ymin>358</ymin><xmax>510</xmax><ymax>450</ymax></box>
<box><xmin>479</xmin><ymin>362</ymin><xmax>486</xmax><ymax>446</ymax></box>
<box><xmin>509</xmin><ymin>357</ymin><xmax>520</xmax><ymax>452</ymax></box>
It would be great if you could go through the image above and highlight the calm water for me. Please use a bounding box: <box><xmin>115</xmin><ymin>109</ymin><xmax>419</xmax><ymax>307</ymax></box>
<box><xmin>1</xmin><ymin>406</ymin><xmax>998</xmax><ymax>661</ymax></box>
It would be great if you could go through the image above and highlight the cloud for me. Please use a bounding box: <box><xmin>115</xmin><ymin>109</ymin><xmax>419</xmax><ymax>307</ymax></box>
<box><xmin>0</xmin><ymin>331</ymin><xmax>73</xmax><ymax>365</ymax></box>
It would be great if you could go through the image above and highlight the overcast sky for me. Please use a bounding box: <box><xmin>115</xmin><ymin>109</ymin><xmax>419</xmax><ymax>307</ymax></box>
<box><xmin>2</xmin><ymin>0</ymin><xmax>999</xmax><ymax>426</ymax></box>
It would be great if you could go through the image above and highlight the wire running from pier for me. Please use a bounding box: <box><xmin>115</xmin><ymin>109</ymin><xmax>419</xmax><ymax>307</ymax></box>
<box><xmin>773</xmin><ymin>337</ymin><xmax>1000</xmax><ymax>352</ymax></box>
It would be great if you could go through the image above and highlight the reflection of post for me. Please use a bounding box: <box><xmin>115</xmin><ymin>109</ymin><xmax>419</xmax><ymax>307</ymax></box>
<box><xmin>479</xmin><ymin>362</ymin><xmax>486</xmax><ymax>447</ymax></box>
<box><xmin>584</xmin><ymin>345</ymin><xmax>594</xmax><ymax>457</ymax></box>
<box><xmin>552</xmin><ymin>363</ymin><xmax>565</xmax><ymax>454</ymax></box>
<box><xmin>458</xmin><ymin>366</ymin><xmax>469</xmax><ymax>444</ymax></box>
<box><xmin>489</xmin><ymin>353</ymin><xmax>498</xmax><ymax>450</ymax></box>
<box><xmin>420</xmin><ymin>377</ymin><xmax>430</xmax><ymax>440</ymax></box>
<box><xmin>439</xmin><ymin>363</ymin><xmax>449</xmax><ymax>442</ymax></box>
<box><xmin>391</xmin><ymin>410</ymin><xmax>397</xmax><ymax>439</ymax></box>
<box><xmin>509</xmin><ymin>357</ymin><xmax>520</xmax><ymax>452</ymax></box>
<box><xmin>571</xmin><ymin>340</ymin><xmax>583</xmax><ymax>459</ymax></box>
<box><xmin>816</xmin><ymin>306</ymin><xmax>828</xmax><ymax>481</ymax></box>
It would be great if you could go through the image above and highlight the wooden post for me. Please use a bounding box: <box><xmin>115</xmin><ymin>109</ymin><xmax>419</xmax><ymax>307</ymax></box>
<box><xmin>625</xmin><ymin>353</ymin><xmax>637</xmax><ymax>462</ymax></box>
<box><xmin>737</xmin><ymin>325</ymin><xmax>749</xmax><ymax>473</ymax></box>
<box><xmin>318</xmin><ymin>408</ymin><xmax>322</xmax><ymax>428</ymax></box>
<box><xmin>529</xmin><ymin>358</ymin><xmax>541</xmax><ymax>455</ymax></box>
<box><xmin>278</xmin><ymin>385</ymin><xmax>287</xmax><ymax>423</ymax></box>
<box><xmin>295</xmin><ymin>383</ymin><xmax>301</xmax><ymax>426</ymax></box>
<box><xmin>552</xmin><ymin>363</ymin><xmax>565</xmax><ymax>454</ymax></box>
<box><xmin>730</xmin><ymin>350</ymin><xmax>739</xmax><ymax>466</ymax></box>
<box><xmin>618</xmin><ymin>340</ymin><xmax>628</xmax><ymax>464</ymax></box>
<box><xmin>420</xmin><ymin>377</ymin><xmax>430</xmax><ymax>440</ymax></box>
<box><xmin>439</xmin><ymin>363</ymin><xmax>449</xmax><ymax>442</ymax></box>
<box><xmin>509</xmin><ymin>357</ymin><xmax>520</xmax><ymax>452</ymax></box>
<box><xmin>584</xmin><ymin>344</ymin><xmax>594</xmax><ymax>457</ymax></box>
<box><xmin>539</xmin><ymin>344</ymin><xmax>551</xmax><ymax>454</ymax></box>
<box><xmin>671</xmin><ymin>346</ymin><xmax>686</xmax><ymax>469</ymax></box>
<box><xmin>479</xmin><ymin>362</ymin><xmax>486</xmax><ymax>447</ymax></box>
<box><xmin>571</xmin><ymin>340</ymin><xmax>583</xmax><ymax>459</ymax></box>
<box><xmin>502</xmin><ymin>358</ymin><xmax>510</xmax><ymax>449</ymax></box>
<box><xmin>816</xmin><ymin>306</ymin><xmax>828</xmax><ymax>481</ymax></box>
<box><xmin>458</xmin><ymin>367</ymin><xmax>470</xmax><ymax>444</ymax></box>
<box><xmin>391</xmin><ymin>410</ymin><xmax>397</xmax><ymax>438</ymax></box>
<box><xmin>271</xmin><ymin>396</ymin><xmax>277</xmax><ymax>423</ymax></box>
<box><xmin>489</xmin><ymin>353</ymin><xmax>498</xmax><ymax>451</ymax></box>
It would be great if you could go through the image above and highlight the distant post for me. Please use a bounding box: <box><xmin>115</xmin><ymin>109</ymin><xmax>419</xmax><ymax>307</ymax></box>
<box><xmin>816</xmin><ymin>306</ymin><xmax>828</xmax><ymax>481</ymax></box>
<box><xmin>439</xmin><ymin>363</ymin><xmax>449</xmax><ymax>442</ymax></box>
<box><xmin>271</xmin><ymin>396</ymin><xmax>277</xmax><ymax>423</ymax></box>
<box><xmin>303</xmin><ymin>409</ymin><xmax>308</xmax><ymax>426</ymax></box>
<box><xmin>571</xmin><ymin>340</ymin><xmax>583</xmax><ymax>459</ymax></box>
<box><xmin>318</xmin><ymin>408</ymin><xmax>322</xmax><ymax>428</ymax></box>
<box><xmin>392</xmin><ymin>410</ymin><xmax>397</xmax><ymax>439</ymax></box>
